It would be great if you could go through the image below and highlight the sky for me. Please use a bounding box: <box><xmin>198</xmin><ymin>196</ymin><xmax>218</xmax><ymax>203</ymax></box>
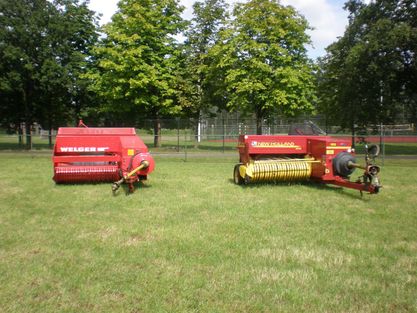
<box><xmin>87</xmin><ymin>0</ymin><xmax>351</xmax><ymax>59</ymax></box>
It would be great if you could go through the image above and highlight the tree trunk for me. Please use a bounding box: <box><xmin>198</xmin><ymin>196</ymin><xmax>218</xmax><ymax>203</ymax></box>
<box><xmin>153</xmin><ymin>118</ymin><xmax>161</xmax><ymax>148</ymax></box>
<box><xmin>48</xmin><ymin>128</ymin><xmax>53</xmax><ymax>148</ymax></box>
<box><xmin>256</xmin><ymin>115</ymin><xmax>263</xmax><ymax>135</ymax></box>
<box><xmin>351</xmin><ymin>119</ymin><xmax>356</xmax><ymax>149</ymax></box>
<box><xmin>25</xmin><ymin>121</ymin><xmax>32</xmax><ymax>150</ymax></box>
<box><xmin>22</xmin><ymin>82</ymin><xmax>33</xmax><ymax>150</ymax></box>
<box><xmin>18</xmin><ymin>124</ymin><xmax>23</xmax><ymax>146</ymax></box>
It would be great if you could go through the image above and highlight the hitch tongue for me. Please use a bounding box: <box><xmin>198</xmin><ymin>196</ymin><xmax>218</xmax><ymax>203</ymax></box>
<box><xmin>111</xmin><ymin>160</ymin><xmax>149</xmax><ymax>193</ymax></box>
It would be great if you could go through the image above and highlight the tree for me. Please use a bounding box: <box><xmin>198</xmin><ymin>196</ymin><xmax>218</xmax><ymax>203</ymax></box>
<box><xmin>86</xmin><ymin>0</ymin><xmax>186</xmax><ymax>147</ymax></box>
<box><xmin>176</xmin><ymin>0</ymin><xmax>229</xmax><ymax>143</ymax></box>
<box><xmin>317</xmin><ymin>0</ymin><xmax>417</xmax><ymax>141</ymax></box>
<box><xmin>1</xmin><ymin>0</ymin><xmax>52</xmax><ymax>147</ymax></box>
<box><xmin>210</xmin><ymin>0</ymin><xmax>316</xmax><ymax>134</ymax></box>
<box><xmin>178</xmin><ymin>0</ymin><xmax>229</xmax><ymax>117</ymax></box>
<box><xmin>38</xmin><ymin>0</ymin><xmax>99</xmax><ymax>146</ymax></box>
<box><xmin>0</xmin><ymin>0</ymin><xmax>99</xmax><ymax>148</ymax></box>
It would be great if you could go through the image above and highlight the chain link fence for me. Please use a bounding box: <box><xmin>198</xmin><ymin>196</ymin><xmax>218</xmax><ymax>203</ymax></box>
<box><xmin>1</xmin><ymin>116</ymin><xmax>416</xmax><ymax>159</ymax></box>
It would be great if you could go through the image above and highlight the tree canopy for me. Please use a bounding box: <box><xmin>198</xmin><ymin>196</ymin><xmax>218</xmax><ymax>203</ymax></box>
<box><xmin>86</xmin><ymin>0</ymin><xmax>186</xmax><ymax>146</ymax></box>
<box><xmin>4</xmin><ymin>0</ymin><xmax>415</xmax><ymax>144</ymax></box>
<box><xmin>177</xmin><ymin>0</ymin><xmax>229</xmax><ymax>119</ymax></box>
<box><xmin>317</xmin><ymin>0</ymin><xmax>417</xmax><ymax>136</ymax></box>
<box><xmin>0</xmin><ymin>0</ymin><xmax>98</xmax><ymax>147</ymax></box>
<box><xmin>210</xmin><ymin>0</ymin><xmax>316</xmax><ymax>134</ymax></box>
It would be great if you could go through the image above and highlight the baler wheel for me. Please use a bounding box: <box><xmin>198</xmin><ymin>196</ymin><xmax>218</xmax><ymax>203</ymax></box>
<box><xmin>233</xmin><ymin>164</ymin><xmax>245</xmax><ymax>185</ymax></box>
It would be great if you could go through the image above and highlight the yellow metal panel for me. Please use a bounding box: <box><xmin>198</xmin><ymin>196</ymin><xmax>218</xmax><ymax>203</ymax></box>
<box><xmin>247</xmin><ymin>158</ymin><xmax>312</xmax><ymax>183</ymax></box>
<box><xmin>239</xmin><ymin>165</ymin><xmax>247</xmax><ymax>178</ymax></box>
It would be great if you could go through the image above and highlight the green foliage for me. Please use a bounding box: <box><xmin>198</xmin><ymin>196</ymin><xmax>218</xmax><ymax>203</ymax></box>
<box><xmin>317</xmin><ymin>0</ymin><xmax>417</xmax><ymax>133</ymax></box>
<box><xmin>177</xmin><ymin>0</ymin><xmax>229</xmax><ymax>118</ymax></box>
<box><xmin>85</xmin><ymin>0</ymin><xmax>186</xmax><ymax>146</ymax></box>
<box><xmin>0</xmin><ymin>0</ymin><xmax>99</xmax><ymax>140</ymax></box>
<box><xmin>209</xmin><ymin>0</ymin><xmax>316</xmax><ymax>133</ymax></box>
<box><xmin>86</xmin><ymin>0</ymin><xmax>186</xmax><ymax>122</ymax></box>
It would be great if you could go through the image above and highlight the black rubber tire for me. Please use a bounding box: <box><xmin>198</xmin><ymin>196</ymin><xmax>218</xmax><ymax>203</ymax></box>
<box><xmin>333</xmin><ymin>152</ymin><xmax>356</xmax><ymax>178</ymax></box>
<box><xmin>233</xmin><ymin>164</ymin><xmax>244</xmax><ymax>185</ymax></box>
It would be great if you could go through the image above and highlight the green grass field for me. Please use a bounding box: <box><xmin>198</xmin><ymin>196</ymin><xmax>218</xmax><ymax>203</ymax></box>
<box><xmin>1</xmin><ymin>153</ymin><xmax>417</xmax><ymax>312</ymax></box>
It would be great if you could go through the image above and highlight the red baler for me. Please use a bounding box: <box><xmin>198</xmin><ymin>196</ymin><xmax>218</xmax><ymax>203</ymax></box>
<box><xmin>234</xmin><ymin>135</ymin><xmax>381</xmax><ymax>194</ymax></box>
<box><xmin>52</xmin><ymin>126</ymin><xmax>155</xmax><ymax>193</ymax></box>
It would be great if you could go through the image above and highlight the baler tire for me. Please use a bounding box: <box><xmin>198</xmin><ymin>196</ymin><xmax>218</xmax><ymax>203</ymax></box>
<box><xmin>233</xmin><ymin>164</ymin><xmax>244</xmax><ymax>185</ymax></box>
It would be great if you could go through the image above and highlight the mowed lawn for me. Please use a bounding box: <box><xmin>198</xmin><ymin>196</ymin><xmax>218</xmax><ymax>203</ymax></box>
<box><xmin>0</xmin><ymin>153</ymin><xmax>416</xmax><ymax>312</ymax></box>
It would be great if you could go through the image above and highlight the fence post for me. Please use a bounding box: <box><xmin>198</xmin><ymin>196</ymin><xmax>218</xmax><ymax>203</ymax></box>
<box><xmin>222</xmin><ymin>116</ymin><xmax>225</xmax><ymax>153</ymax></box>
<box><xmin>184</xmin><ymin>123</ymin><xmax>188</xmax><ymax>162</ymax></box>
<box><xmin>177</xmin><ymin>118</ymin><xmax>180</xmax><ymax>152</ymax></box>
<box><xmin>380</xmin><ymin>123</ymin><xmax>385</xmax><ymax>165</ymax></box>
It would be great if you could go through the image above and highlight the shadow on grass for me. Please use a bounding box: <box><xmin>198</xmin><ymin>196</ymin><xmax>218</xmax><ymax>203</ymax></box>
<box><xmin>112</xmin><ymin>181</ymin><xmax>152</xmax><ymax>196</ymax></box>
<box><xmin>54</xmin><ymin>180</ymin><xmax>151</xmax><ymax>196</ymax></box>
<box><xmin>229</xmin><ymin>178</ymin><xmax>370</xmax><ymax>200</ymax></box>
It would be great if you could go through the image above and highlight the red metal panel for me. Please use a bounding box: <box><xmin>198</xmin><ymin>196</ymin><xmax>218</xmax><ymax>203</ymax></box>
<box><xmin>53</xmin><ymin>155</ymin><xmax>121</xmax><ymax>163</ymax></box>
<box><xmin>241</xmin><ymin>135</ymin><xmax>309</xmax><ymax>155</ymax></box>
<box><xmin>309</xmin><ymin>137</ymin><xmax>352</xmax><ymax>181</ymax></box>
<box><xmin>53</xmin><ymin>136</ymin><xmax>122</xmax><ymax>156</ymax></box>
<box><xmin>52</xmin><ymin>126</ymin><xmax>155</xmax><ymax>187</ymax></box>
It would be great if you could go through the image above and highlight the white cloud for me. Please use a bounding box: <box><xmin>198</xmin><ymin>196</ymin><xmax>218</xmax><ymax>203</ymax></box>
<box><xmin>282</xmin><ymin>0</ymin><xmax>348</xmax><ymax>58</ymax></box>
<box><xmin>88</xmin><ymin>0</ymin><xmax>349</xmax><ymax>59</ymax></box>
<box><xmin>88</xmin><ymin>0</ymin><xmax>118</xmax><ymax>25</ymax></box>
<box><xmin>180</xmin><ymin>0</ymin><xmax>197</xmax><ymax>20</ymax></box>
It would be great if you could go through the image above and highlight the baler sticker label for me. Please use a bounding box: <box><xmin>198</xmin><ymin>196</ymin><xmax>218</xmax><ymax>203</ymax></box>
<box><xmin>251</xmin><ymin>141</ymin><xmax>301</xmax><ymax>149</ymax></box>
<box><xmin>60</xmin><ymin>147</ymin><xmax>109</xmax><ymax>152</ymax></box>
<box><xmin>127</xmin><ymin>149</ymin><xmax>134</xmax><ymax>156</ymax></box>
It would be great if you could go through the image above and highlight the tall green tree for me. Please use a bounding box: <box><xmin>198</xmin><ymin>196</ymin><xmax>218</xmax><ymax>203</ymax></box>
<box><xmin>86</xmin><ymin>0</ymin><xmax>185</xmax><ymax>147</ymax></box>
<box><xmin>317</xmin><ymin>0</ymin><xmax>417</xmax><ymax>140</ymax></box>
<box><xmin>178</xmin><ymin>0</ymin><xmax>229</xmax><ymax>117</ymax></box>
<box><xmin>176</xmin><ymin>0</ymin><xmax>228</xmax><ymax>143</ymax></box>
<box><xmin>0</xmin><ymin>0</ymin><xmax>99</xmax><ymax>148</ymax></box>
<box><xmin>210</xmin><ymin>0</ymin><xmax>316</xmax><ymax>134</ymax></box>
<box><xmin>1</xmin><ymin>0</ymin><xmax>53</xmax><ymax>147</ymax></box>
<box><xmin>39</xmin><ymin>0</ymin><xmax>99</xmax><ymax>145</ymax></box>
